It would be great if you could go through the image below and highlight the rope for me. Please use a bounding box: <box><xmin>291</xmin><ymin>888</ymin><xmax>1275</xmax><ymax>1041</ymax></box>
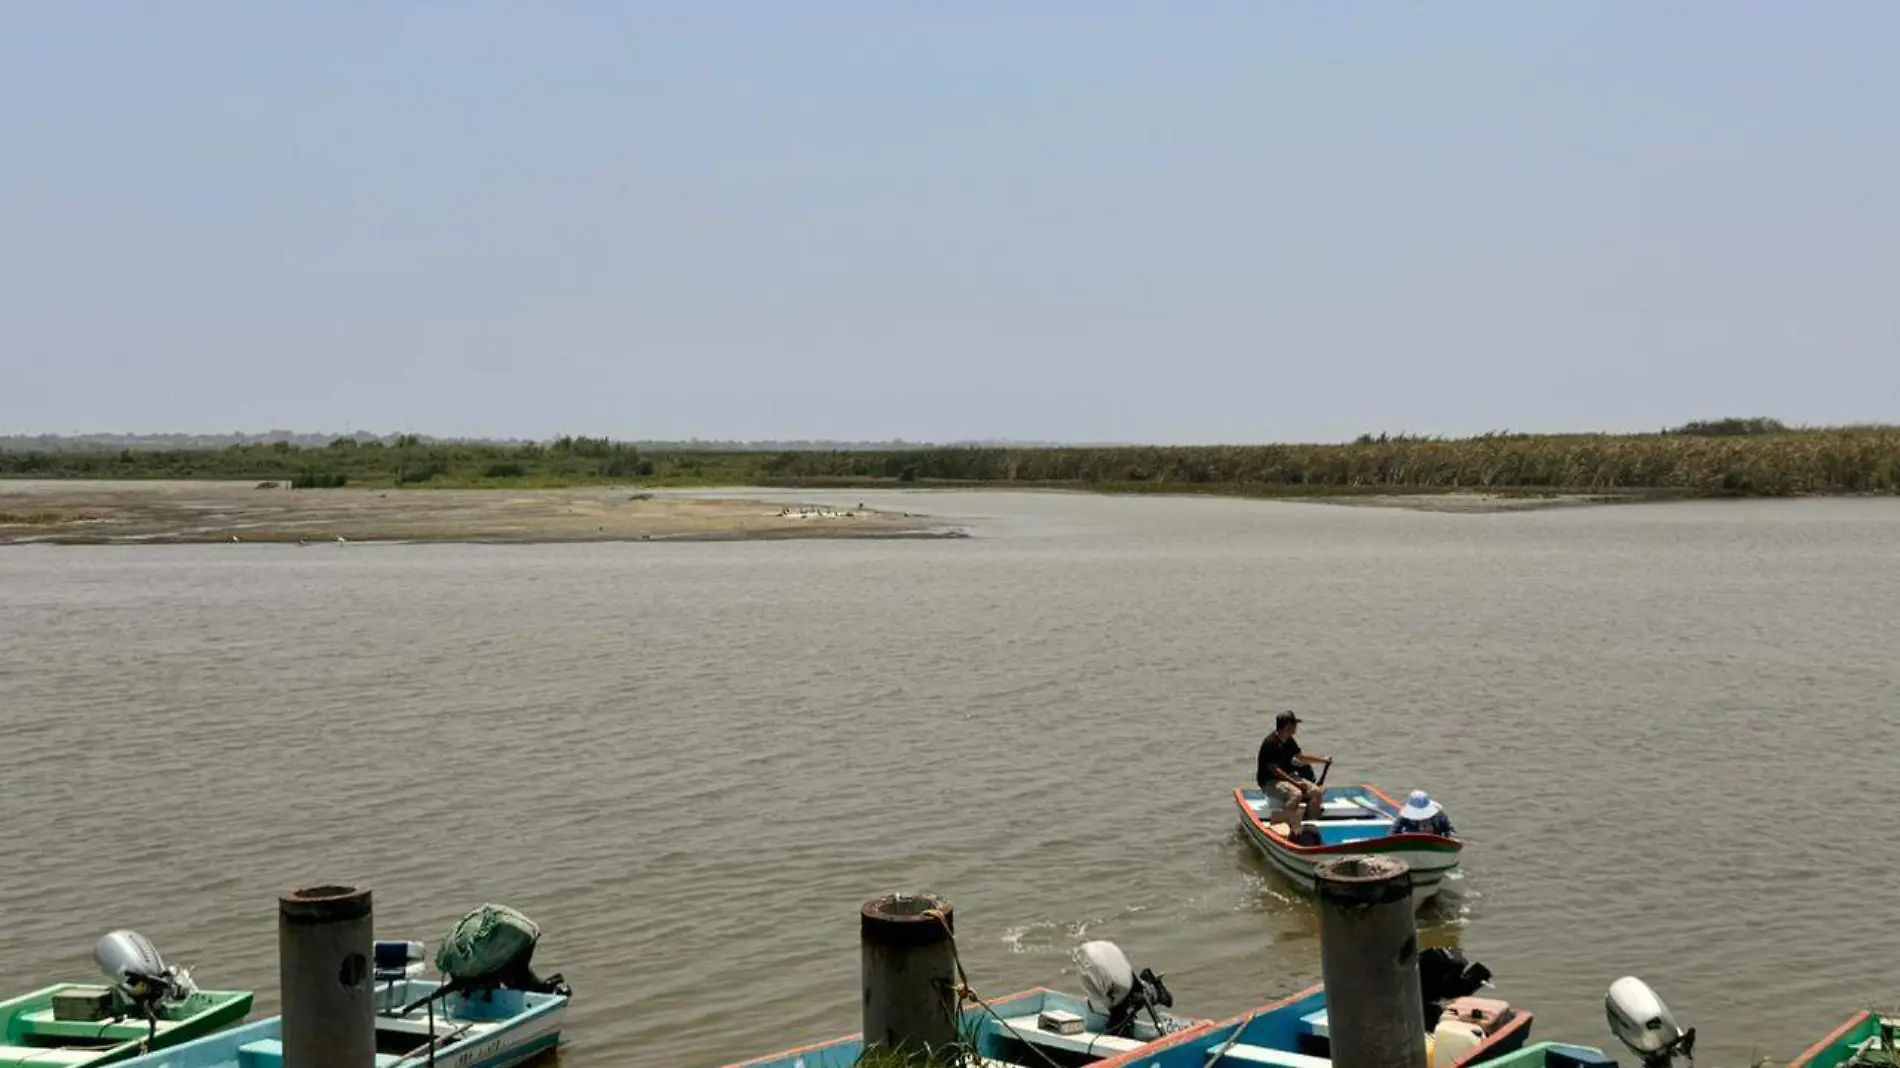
<box><xmin>919</xmin><ymin>907</ymin><xmax>1068</xmax><ymax>1068</ymax></box>
<box><xmin>1201</xmin><ymin>1004</ymin><xmax>1264</xmax><ymax>1068</ymax></box>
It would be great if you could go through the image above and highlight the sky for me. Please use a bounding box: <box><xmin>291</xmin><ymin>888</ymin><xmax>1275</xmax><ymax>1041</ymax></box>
<box><xmin>1</xmin><ymin>3</ymin><xmax>1895</xmax><ymax>445</ymax></box>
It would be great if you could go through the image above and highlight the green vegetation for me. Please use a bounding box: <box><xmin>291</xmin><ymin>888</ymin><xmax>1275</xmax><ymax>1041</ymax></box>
<box><xmin>3</xmin><ymin>422</ymin><xmax>1898</xmax><ymax>498</ymax></box>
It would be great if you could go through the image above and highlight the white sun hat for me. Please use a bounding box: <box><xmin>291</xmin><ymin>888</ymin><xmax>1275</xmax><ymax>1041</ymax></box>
<box><xmin>1399</xmin><ymin>790</ymin><xmax>1441</xmax><ymax>821</ymax></box>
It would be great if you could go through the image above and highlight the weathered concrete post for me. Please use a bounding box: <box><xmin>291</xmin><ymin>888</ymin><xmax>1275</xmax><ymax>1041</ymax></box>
<box><xmin>1315</xmin><ymin>856</ymin><xmax>1428</xmax><ymax>1068</ymax></box>
<box><xmin>279</xmin><ymin>885</ymin><xmax>376</xmax><ymax>1068</ymax></box>
<box><xmin>861</xmin><ymin>892</ymin><xmax>960</xmax><ymax>1063</ymax></box>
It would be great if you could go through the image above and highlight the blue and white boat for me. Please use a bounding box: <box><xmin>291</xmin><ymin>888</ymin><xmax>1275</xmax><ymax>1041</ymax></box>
<box><xmin>117</xmin><ymin>906</ymin><xmax>570</xmax><ymax>1068</ymax></box>
<box><xmin>1087</xmin><ymin>980</ymin><xmax>1534</xmax><ymax>1068</ymax></box>
<box><xmin>724</xmin><ymin>942</ymin><xmax>1532</xmax><ymax>1068</ymax></box>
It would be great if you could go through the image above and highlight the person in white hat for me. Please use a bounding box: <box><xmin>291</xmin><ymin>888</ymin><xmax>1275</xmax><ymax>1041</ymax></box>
<box><xmin>1394</xmin><ymin>790</ymin><xmax>1456</xmax><ymax>837</ymax></box>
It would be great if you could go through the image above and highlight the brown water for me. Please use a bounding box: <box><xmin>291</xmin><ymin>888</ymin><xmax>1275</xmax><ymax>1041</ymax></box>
<box><xmin>2</xmin><ymin>490</ymin><xmax>1897</xmax><ymax>1068</ymax></box>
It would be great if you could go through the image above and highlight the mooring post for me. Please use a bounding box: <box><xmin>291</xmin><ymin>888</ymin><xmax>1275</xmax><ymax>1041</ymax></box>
<box><xmin>279</xmin><ymin>885</ymin><xmax>376</xmax><ymax>1068</ymax></box>
<box><xmin>861</xmin><ymin>892</ymin><xmax>960</xmax><ymax>1063</ymax></box>
<box><xmin>1315</xmin><ymin>856</ymin><xmax>1428</xmax><ymax>1068</ymax></box>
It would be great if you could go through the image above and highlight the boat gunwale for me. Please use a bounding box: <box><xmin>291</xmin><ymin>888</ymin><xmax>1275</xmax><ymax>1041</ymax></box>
<box><xmin>1090</xmin><ymin>983</ymin><xmax>1324</xmax><ymax>1068</ymax></box>
<box><xmin>1789</xmin><ymin>1011</ymin><xmax>1879</xmax><ymax>1068</ymax></box>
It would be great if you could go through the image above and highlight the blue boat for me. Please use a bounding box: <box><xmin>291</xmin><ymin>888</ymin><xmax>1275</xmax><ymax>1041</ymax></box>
<box><xmin>1087</xmin><ymin>981</ymin><xmax>1535</xmax><ymax>1068</ymax></box>
<box><xmin>725</xmin><ymin>943</ymin><xmax>1533</xmax><ymax>1068</ymax></box>
<box><xmin>720</xmin><ymin>986</ymin><xmax>1217</xmax><ymax>1068</ymax></box>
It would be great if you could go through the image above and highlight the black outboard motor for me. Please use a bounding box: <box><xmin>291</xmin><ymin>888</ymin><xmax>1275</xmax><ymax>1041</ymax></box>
<box><xmin>1418</xmin><ymin>947</ymin><xmax>1492</xmax><ymax>1029</ymax></box>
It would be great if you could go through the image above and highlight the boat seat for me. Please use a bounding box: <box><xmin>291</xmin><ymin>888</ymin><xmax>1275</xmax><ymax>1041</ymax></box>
<box><xmin>1216</xmin><ymin>1042</ymin><xmax>1333</xmax><ymax>1068</ymax></box>
<box><xmin>16</xmin><ymin>1010</ymin><xmax>185</xmax><ymax>1042</ymax></box>
<box><xmin>0</xmin><ymin>1048</ymin><xmax>102</xmax><ymax>1066</ymax></box>
<box><xmin>997</xmin><ymin>1014</ymin><xmax>1145</xmax><ymax>1056</ymax></box>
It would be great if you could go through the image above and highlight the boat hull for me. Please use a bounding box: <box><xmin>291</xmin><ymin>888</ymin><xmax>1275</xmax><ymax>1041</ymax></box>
<box><xmin>1234</xmin><ymin>785</ymin><xmax>1463</xmax><ymax>903</ymax></box>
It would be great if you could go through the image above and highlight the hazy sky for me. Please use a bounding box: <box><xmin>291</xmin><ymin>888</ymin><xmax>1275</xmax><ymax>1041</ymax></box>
<box><xmin>2</xmin><ymin>4</ymin><xmax>1894</xmax><ymax>444</ymax></box>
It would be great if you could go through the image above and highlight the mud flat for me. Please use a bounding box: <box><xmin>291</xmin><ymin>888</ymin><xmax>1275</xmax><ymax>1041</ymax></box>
<box><xmin>1303</xmin><ymin>490</ymin><xmax>1638</xmax><ymax>513</ymax></box>
<box><xmin>0</xmin><ymin>481</ymin><xmax>958</xmax><ymax>545</ymax></box>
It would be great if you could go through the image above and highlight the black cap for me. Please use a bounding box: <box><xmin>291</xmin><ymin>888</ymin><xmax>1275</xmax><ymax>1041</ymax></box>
<box><xmin>1275</xmin><ymin>710</ymin><xmax>1300</xmax><ymax>729</ymax></box>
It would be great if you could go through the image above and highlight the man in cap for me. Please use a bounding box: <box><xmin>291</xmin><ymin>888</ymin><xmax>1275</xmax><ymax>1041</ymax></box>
<box><xmin>1256</xmin><ymin>710</ymin><xmax>1331</xmax><ymax>837</ymax></box>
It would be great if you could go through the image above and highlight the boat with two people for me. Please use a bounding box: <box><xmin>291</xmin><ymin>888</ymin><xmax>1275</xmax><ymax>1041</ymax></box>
<box><xmin>1242</xmin><ymin>709</ymin><xmax>1463</xmax><ymax>904</ymax></box>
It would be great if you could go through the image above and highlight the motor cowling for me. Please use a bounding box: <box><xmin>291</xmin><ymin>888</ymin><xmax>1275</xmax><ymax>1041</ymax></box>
<box><xmin>1074</xmin><ymin>940</ymin><xmax>1177</xmax><ymax>1037</ymax></box>
<box><xmin>1606</xmin><ymin>977</ymin><xmax>1695</xmax><ymax>1068</ymax></box>
<box><xmin>94</xmin><ymin>930</ymin><xmax>195</xmax><ymax>1012</ymax></box>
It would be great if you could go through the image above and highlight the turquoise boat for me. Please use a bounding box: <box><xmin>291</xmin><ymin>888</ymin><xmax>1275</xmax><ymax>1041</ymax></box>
<box><xmin>1447</xmin><ymin>1043</ymin><xmax>1623</xmax><ymax>1068</ymax></box>
<box><xmin>1087</xmin><ymin>981</ymin><xmax>1533</xmax><ymax>1068</ymax></box>
<box><xmin>111</xmin><ymin>981</ymin><xmax>568</xmax><ymax>1068</ymax></box>
<box><xmin>118</xmin><ymin>904</ymin><xmax>571</xmax><ymax>1068</ymax></box>
<box><xmin>721</xmin><ymin>986</ymin><xmax>1215</xmax><ymax>1068</ymax></box>
<box><xmin>0</xmin><ymin>985</ymin><xmax>253</xmax><ymax>1068</ymax></box>
<box><xmin>1790</xmin><ymin>1011</ymin><xmax>1898</xmax><ymax>1068</ymax></box>
<box><xmin>725</xmin><ymin>943</ymin><xmax>1531</xmax><ymax>1068</ymax></box>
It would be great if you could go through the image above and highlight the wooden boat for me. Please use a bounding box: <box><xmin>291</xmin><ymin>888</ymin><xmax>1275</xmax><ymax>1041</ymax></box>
<box><xmin>1789</xmin><ymin>1010</ymin><xmax>1899</xmax><ymax>1068</ymax></box>
<box><xmin>1234</xmin><ymin>784</ymin><xmax>1464</xmax><ymax>902</ymax></box>
<box><xmin>116</xmin><ymin>934</ymin><xmax>569</xmax><ymax>1068</ymax></box>
<box><xmin>0</xmin><ymin>985</ymin><xmax>253</xmax><ymax>1068</ymax></box>
<box><xmin>1090</xmin><ymin>982</ymin><xmax>1534</xmax><ymax>1068</ymax></box>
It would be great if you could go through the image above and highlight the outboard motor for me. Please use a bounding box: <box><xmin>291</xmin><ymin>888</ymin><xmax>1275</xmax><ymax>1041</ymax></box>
<box><xmin>1075</xmin><ymin>940</ymin><xmax>1183</xmax><ymax>1038</ymax></box>
<box><xmin>93</xmin><ymin>931</ymin><xmax>197</xmax><ymax>1040</ymax></box>
<box><xmin>1606</xmin><ymin>976</ymin><xmax>1695</xmax><ymax>1068</ymax></box>
<box><xmin>1418</xmin><ymin>947</ymin><xmax>1493</xmax><ymax>1028</ymax></box>
<box><xmin>403</xmin><ymin>904</ymin><xmax>569</xmax><ymax>1014</ymax></box>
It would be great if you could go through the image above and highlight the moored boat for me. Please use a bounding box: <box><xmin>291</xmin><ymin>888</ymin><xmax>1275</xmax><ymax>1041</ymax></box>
<box><xmin>722</xmin><ymin>941</ymin><xmax>1211</xmax><ymax>1067</ymax></box>
<box><xmin>1789</xmin><ymin>1010</ymin><xmax>1897</xmax><ymax>1068</ymax></box>
<box><xmin>724</xmin><ymin>941</ymin><xmax>1533</xmax><ymax>1068</ymax></box>
<box><xmin>0</xmin><ymin>931</ymin><xmax>253</xmax><ymax>1068</ymax></box>
<box><xmin>1091</xmin><ymin>948</ymin><xmax>1533</xmax><ymax>1068</ymax></box>
<box><xmin>1234</xmin><ymin>784</ymin><xmax>1464</xmax><ymax>903</ymax></box>
<box><xmin>116</xmin><ymin>904</ymin><xmax>571</xmax><ymax>1068</ymax></box>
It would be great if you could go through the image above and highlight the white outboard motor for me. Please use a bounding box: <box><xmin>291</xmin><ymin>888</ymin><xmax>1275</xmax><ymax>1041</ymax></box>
<box><xmin>94</xmin><ymin>930</ymin><xmax>196</xmax><ymax>1017</ymax></box>
<box><xmin>1606</xmin><ymin>976</ymin><xmax>1695</xmax><ymax>1068</ymax></box>
<box><xmin>1074</xmin><ymin>940</ymin><xmax>1182</xmax><ymax>1039</ymax></box>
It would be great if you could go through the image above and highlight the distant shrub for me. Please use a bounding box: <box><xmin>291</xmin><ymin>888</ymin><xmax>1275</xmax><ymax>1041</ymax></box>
<box><xmin>484</xmin><ymin>462</ymin><xmax>526</xmax><ymax>478</ymax></box>
<box><xmin>291</xmin><ymin>472</ymin><xmax>348</xmax><ymax>489</ymax></box>
<box><xmin>1668</xmin><ymin>417</ymin><xmax>1789</xmax><ymax>437</ymax></box>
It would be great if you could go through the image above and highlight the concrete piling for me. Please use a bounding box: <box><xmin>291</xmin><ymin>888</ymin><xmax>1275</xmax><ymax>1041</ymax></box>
<box><xmin>279</xmin><ymin>885</ymin><xmax>377</xmax><ymax>1068</ymax></box>
<box><xmin>861</xmin><ymin>892</ymin><xmax>960</xmax><ymax>1064</ymax></box>
<box><xmin>1315</xmin><ymin>856</ymin><xmax>1428</xmax><ymax>1068</ymax></box>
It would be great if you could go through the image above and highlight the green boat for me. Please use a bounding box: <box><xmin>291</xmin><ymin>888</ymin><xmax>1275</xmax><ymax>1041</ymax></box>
<box><xmin>0</xmin><ymin>931</ymin><xmax>253</xmax><ymax>1068</ymax></box>
<box><xmin>1791</xmin><ymin>1011</ymin><xmax>1899</xmax><ymax>1068</ymax></box>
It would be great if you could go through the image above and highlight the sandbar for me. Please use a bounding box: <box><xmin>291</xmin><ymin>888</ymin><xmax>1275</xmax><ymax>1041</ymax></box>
<box><xmin>0</xmin><ymin>481</ymin><xmax>958</xmax><ymax>546</ymax></box>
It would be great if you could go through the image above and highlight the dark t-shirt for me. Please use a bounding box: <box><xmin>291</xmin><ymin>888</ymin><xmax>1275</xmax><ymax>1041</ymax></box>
<box><xmin>1256</xmin><ymin>733</ymin><xmax>1303</xmax><ymax>790</ymax></box>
